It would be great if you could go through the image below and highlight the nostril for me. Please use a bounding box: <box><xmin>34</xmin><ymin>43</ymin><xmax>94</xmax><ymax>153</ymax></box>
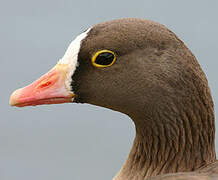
<box><xmin>39</xmin><ymin>81</ymin><xmax>52</xmax><ymax>89</ymax></box>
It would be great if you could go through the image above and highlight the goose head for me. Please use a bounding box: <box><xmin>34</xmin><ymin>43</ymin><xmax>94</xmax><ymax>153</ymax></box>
<box><xmin>9</xmin><ymin>19</ymin><xmax>201</xmax><ymax>114</ymax></box>
<box><xmin>9</xmin><ymin>18</ymin><xmax>216</xmax><ymax>180</ymax></box>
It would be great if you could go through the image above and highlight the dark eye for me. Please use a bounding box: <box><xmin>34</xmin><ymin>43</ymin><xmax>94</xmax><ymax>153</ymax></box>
<box><xmin>92</xmin><ymin>50</ymin><xmax>116</xmax><ymax>67</ymax></box>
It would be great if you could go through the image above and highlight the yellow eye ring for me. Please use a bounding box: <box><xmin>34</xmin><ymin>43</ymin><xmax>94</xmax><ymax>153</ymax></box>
<box><xmin>91</xmin><ymin>50</ymin><xmax>117</xmax><ymax>68</ymax></box>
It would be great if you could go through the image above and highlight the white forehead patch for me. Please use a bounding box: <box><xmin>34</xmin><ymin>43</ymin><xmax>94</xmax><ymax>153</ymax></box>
<box><xmin>58</xmin><ymin>28</ymin><xmax>91</xmax><ymax>92</ymax></box>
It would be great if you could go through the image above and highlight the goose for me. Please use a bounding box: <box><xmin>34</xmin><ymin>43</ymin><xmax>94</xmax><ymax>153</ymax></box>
<box><xmin>10</xmin><ymin>18</ymin><xmax>218</xmax><ymax>180</ymax></box>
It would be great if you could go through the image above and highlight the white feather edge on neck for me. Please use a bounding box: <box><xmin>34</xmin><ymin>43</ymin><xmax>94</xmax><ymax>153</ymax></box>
<box><xmin>57</xmin><ymin>28</ymin><xmax>91</xmax><ymax>92</ymax></box>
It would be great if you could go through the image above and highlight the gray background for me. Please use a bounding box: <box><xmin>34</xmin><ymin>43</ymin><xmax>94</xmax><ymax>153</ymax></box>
<box><xmin>1</xmin><ymin>1</ymin><xmax>218</xmax><ymax>180</ymax></box>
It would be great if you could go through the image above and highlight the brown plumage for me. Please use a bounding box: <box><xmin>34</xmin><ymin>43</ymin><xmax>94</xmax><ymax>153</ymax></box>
<box><xmin>75</xmin><ymin>19</ymin><xmax>218</xmax><ymax>179</ymax></box>
<box><xmin>10</xmin><ymin>18</ymin><xmax>218</xmax><ymax>180</ymax></box>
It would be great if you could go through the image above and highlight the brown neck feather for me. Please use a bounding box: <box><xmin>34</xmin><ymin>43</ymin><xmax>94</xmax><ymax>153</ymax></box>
<box><xmin>114</xmin><ymin>88</ymin><xmax>216</xmax><ymax>180</ymax></box>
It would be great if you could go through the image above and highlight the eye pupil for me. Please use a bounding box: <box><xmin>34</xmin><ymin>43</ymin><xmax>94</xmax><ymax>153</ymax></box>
<box><xmin>92</xmin><ymin>50</ymin><xmax>116</xmax><ymax>67</ymax></box>
<box><xmin>95</xmin><ymin>52</ymin><xmax>115</xmax><ymax>65</ymax></box>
